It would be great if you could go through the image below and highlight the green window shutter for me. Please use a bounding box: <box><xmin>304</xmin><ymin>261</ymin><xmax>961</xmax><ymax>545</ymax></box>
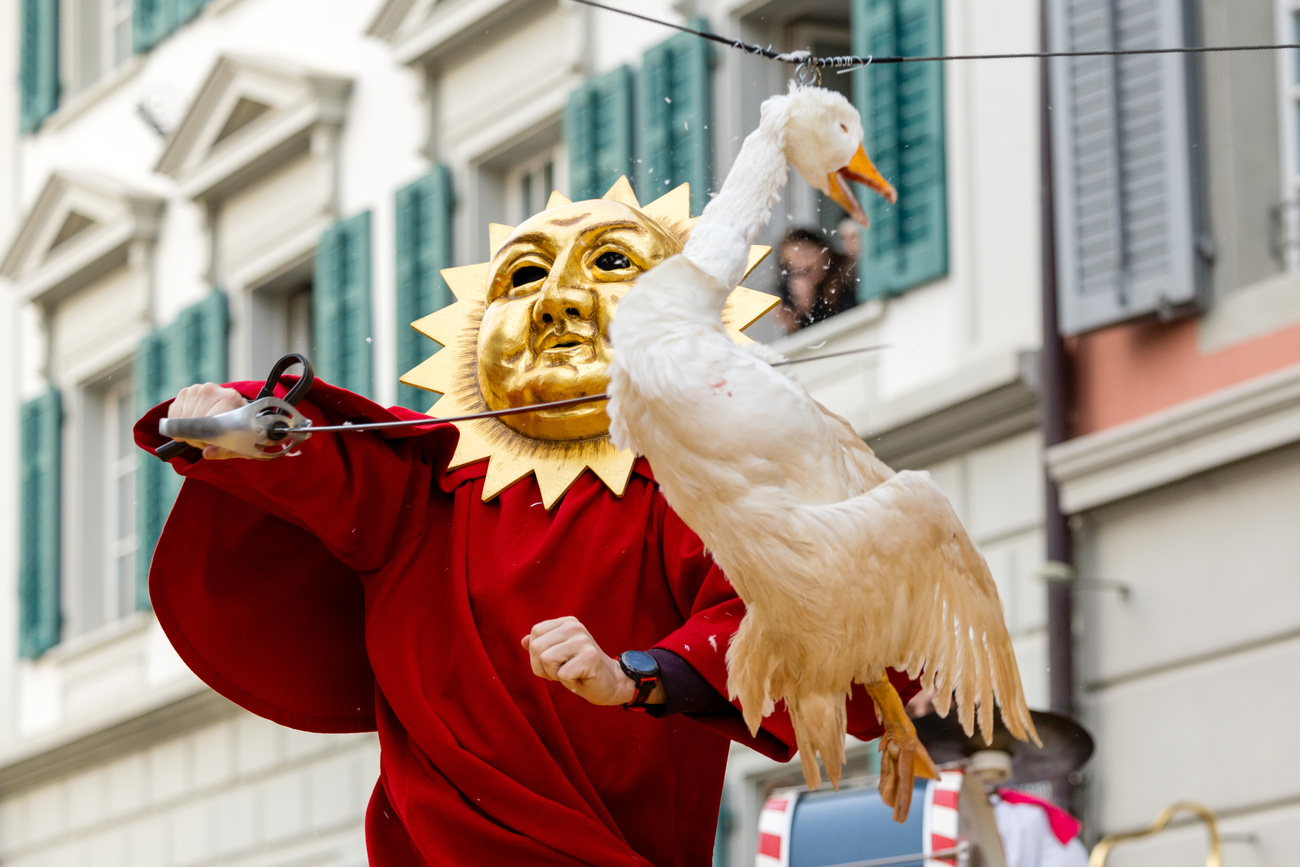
<box><xmin>19</xmin><ymin>389</ymin><xmax>62</xmax><ymax>658</ymax></box>
<box><xmin>185</xmin><ymin>291</ymin><xmax>230</xmax><ymax>385</ymax></box>
<box><xmin>639</xmin><ymin>26</ymin><xmax>712</xmax><ymax>212</ymax></box>
<box><xmin>19</xmin><ymin>0</ymin><xmax>59</xmax><ymax>134</ymax></box>
<box><xmin>315</xmin><ymin>212</ymin><xmax>374</xmax><ymax>396</ymax></box>
<box><xmin>135</xmin><ymin>321</ymin><xmax>184</xmax><ymax>603</ymax></box>
<box><xmin>565</xmin><ymin>87</ymin><xmax>597</xmax><ymax>201</ymax></box>
<box><xmin>133</xmin><ymin>0</ymin><xmax>175</xmax><ymax>53</ymax></box>
<box><xmin>136</xmin><ymin>330</ymin><xmax>173</xmax><ymax>606</ymax></box>
<box><xmin>566</xmin><ymin>66</ymin><xmax>634</xmax><ymax>200</ymax></box>
<box><xmin>176</xmin><ymin>0</ymin><xmax>210</xmax><ymax>26</ymax></box>
<box><xmin>395</xmin><ymin>167</ymin><xmax>453</xmax><ymax>411</ymax></box>
<box><xmin>852</xmin><ymin>0</ymin><xmax>948</xmax><ymax>299</ymax></box>
<box><xmin>135</xmin><ymin>292</ymin><xmax>228</xmax><ymax>603</ymax></box>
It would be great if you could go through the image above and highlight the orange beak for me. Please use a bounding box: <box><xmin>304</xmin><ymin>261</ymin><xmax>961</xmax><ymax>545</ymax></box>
<box><xmin>827</xmin><ymin>144</ymin><xmax>897</xmax><ymax>229</ymax></box>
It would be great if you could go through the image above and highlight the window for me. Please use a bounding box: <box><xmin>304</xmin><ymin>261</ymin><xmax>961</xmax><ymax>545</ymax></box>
<box><xmin>137</xmin><ymin>292</ymin><xmax>229</xmax><ymax>587</ymax></box>
<box><xmin>852</xmin><ymin>0</ymin><xmax>948</xmax><ymax>300</ymax></box>
<box><xmin>19</xmin><ymin>390</ymin><xmax>63</xmax><ymax>658</ymax></box>
<box><xmin>1278</xmin><ymin>2</ymin><xmax>1300</xmax><ymax>266</ymax></box>
<box><xmin>787</xmin><ymin>25</ymin><xmax>856</xmax><ymax>238</ymax></box>
<box><xmin>20</xmin><ymin>0</ymin><xmax>61</xmax><ymax>132</ymax></box>
<box><xmin>69</xmin><ymin>0</ymin><xmax>133</xmax><ymax>94</ymax></box>
<box><xmin>505</xmin><ymin>151</ymin><xmax>558</xmax><ymax>225</ymax></box>
<box><xmin>1048</xmin><ymin>0</ymin><xmax>1201</xmax><ymax>334</ymax></box>
<box><xmin>638</xmin><ymin>27</ymin><xmax>711</xmax><ymax>212</ymax></box>
<box><xmin>396</xmin><ymin>167</ymin><xmax>453</xmax><ymax>410</ymax></box>
<box><xmin>133</xmin><ymin>0</ymin><xmax>209</xmax><ymax>54</ymax></box>
<box><xmin>73</xmin><ymin>368</ymin><xmax>139</xmax><ymax>637</ymax></box>
<box><xmin>315</xmin><ymin>212</ymin><xmax>373</xmax><ymax>396</ymax></box>
<box><xmin>565</xmin><ymin>66</ymin><xmax>634</xmax><ymax>201</ymax></box>
<box><xmin>246</xmin><ymin>259</ymin><xmax>314</xmax><ymax>380</ymax></box>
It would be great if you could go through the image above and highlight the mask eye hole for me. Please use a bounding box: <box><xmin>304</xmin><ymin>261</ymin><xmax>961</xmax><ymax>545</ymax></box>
<box><xmin>594</xmin><ymin>251</ymin><xmax>632</xmax><ymax>271</ymax></box>
<box><xmin>512</xmin><ymin>265</ymin><xmax>548</xmax><ymax>287</ymax></box>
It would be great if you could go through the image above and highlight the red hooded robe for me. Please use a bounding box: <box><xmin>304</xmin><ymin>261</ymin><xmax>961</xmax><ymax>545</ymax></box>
<box><xmin>135</xmin><ymin>379</ymin><xmax>913</xmax><ymax>866</ymax></box>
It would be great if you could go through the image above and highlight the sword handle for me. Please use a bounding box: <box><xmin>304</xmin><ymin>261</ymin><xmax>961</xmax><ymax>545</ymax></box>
<box><xmin>155</xmin><ymin>439</ymin><xmax>197</xmax><ymax>461</ymax></box>
<box><xmin>153</xmin><ymin>354</ymin><xmax>315</xmax><ymax>463</ymax></box>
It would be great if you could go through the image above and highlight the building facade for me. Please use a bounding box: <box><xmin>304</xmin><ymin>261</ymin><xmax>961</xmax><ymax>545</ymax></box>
<box><xmin>0</xmin><ymin>0</ymin><xmax>1049</xmax><ymax>864</ymax></box>
<box><xmin>1048</xmin><ymin>0</ymin><xmax>1300</xmax><ymax>862</ymax></box>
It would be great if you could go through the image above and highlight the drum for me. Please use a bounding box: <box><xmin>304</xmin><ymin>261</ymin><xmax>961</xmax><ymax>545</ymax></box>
<box><xmin>756</xmin><ymin>770</ymin><xmax>1006</xmax><ymax>867</ymax></box>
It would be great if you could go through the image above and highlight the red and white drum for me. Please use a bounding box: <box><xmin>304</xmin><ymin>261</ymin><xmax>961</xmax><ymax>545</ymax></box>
<box><xmin>756</xmin><ymin>770</ymin><xmax>1004</xmax><ymax>867</ymax></box>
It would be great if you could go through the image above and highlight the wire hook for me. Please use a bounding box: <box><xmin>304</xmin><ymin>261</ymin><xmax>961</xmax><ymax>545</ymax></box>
<box><xmin>794</xmin><ymin>60</ymin><xmax>822</xmax><ymax>87</ymax></box>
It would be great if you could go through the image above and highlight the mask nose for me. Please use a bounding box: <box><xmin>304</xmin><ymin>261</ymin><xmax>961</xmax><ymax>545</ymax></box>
<box><xmin>533</xmin><ymin>258</ymin><xmax>595</xmax><ymax>328</ymax></box>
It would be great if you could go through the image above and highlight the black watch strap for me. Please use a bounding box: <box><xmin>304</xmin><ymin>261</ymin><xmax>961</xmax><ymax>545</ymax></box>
<box><xmin>618</xmin><ymin>650</ymin><xmax>661</xmax><ymax>711</ymax></box>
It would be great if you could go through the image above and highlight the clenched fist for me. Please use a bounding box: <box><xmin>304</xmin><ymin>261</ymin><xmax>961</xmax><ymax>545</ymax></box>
<box><xmin>168</xmin><ymin>382</ymin><xmax>250</xmax><ymax>460</ymax></box>
<box><xmin>521</xmin><ymin>616</ymin><xmax>663</xmax><ymax>707</ymax></box>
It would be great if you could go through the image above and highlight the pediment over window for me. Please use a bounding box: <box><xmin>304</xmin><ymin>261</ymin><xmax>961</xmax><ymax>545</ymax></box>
<box><xmin>0</xmin><ymin>172</ymin><xmax>164</xmax><ymax>306</ymax></box>
<box><xmin>156</xmin><ymin>55</ymin><xmax>352</xmax><ymax>201</ymax></box>
<box><xmin>368</xmin><ymin>0</ymin><xmax>552</xmax><ymax>66</ymax></box>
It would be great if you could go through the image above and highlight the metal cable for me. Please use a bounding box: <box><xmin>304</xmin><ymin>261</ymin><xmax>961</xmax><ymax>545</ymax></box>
<box><xmin>569</xmin><ymin>0</ymin><xmax>1300</xmax><ymax>68</ymax></box>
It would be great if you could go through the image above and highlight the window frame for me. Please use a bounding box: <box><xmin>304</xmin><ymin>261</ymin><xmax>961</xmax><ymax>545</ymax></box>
<box><xmin>69</xmin><ymin>360</ymin><xmax>139</xmax><ymax>640</ymax></box>
<box><xmin>852</xmin><ymin>0</ymin><xmax>950</xmax><ymax>301</ymax></box>
<box><xmin>505</xmin><ymin>147</ymin><xmax>562</xmax><ymax>225</ymax></box>
<box><xmin>1277</xmin><ymin>0</ymin><xmax>1300</xmax><ymax>269</ymax></box>
<box><xmin>64</xmin><ymin>0</ymin><xmax>134</xmax><ymax>95</ymax></box>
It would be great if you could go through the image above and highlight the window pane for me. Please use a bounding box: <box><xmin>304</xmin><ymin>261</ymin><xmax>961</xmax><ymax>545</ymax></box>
<box><xmin>1294</xmin><ymin>11</ymin><xmax>1300</xmax><ymax>85</ymax></box>
<box><xmin>118</xmin><ymin>552</ymin><xmax>135</xmax><ymax>616</ymax></box>
<box><xmin>114</xmin><ymin>18</ymin><xmax>132</xmax><ymax>68</ymax></box>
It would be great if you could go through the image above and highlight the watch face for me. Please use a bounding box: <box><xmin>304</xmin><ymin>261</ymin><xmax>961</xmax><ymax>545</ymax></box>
<box><xmin>620</xmin><ymin>650</ymin><xmax>658</xmax><ymax>676</ymax></box>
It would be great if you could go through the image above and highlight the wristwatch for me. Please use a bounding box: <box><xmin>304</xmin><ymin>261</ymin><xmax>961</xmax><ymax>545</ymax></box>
<box><xmin>618</xmin><ymin>650</ymin><xmax>661</xmax><ymax>711</ymax></box>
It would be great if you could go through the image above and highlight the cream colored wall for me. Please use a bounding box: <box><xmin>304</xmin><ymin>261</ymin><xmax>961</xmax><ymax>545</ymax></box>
<box><xmin>0</xmin><ymin>712</ymin><xmax>377</xmax><ymax>867</ymax></box>
<box><xmin>0</xmin><ymin>0</ymin><xmax>21</xmax><ymax>753</ymax></box>
<box><xmin>1075</xmin><ymin>441</ymin><xmax>1300</xmax><ymax>862</ymax></box>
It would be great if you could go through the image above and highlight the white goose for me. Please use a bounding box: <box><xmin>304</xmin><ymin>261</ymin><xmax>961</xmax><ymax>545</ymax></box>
<box><xmin>606</xmin><ymin>84</ymin><xmax>1038</xmax><ymax>822</ymax></box>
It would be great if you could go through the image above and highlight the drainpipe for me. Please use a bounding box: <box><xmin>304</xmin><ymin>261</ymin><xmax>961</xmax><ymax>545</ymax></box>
<box><xmin>1038</xmin><ymin>0</ymin><xmax>1077</xmax><ymax>810</ymax></box>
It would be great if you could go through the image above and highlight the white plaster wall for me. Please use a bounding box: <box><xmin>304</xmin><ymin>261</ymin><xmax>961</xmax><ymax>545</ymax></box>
<box><xmin>0</xmin><ymin>0</ymin><xmax>19</xmax><ymax>753</ymax></box>
<box><xmin>0</xmin><ymin>714</ymin><xmax>378</xmax><ymax>867</ymax></box>
<box><xmin>12</xmin><ymin>0</ymin><xmax>428</xmax><ymax>405</ymax></box>
<box><xmin>1078</xmin><ymin>443</ymin><xmax>1300</xmax><ymax>685</ymax></box>
<box><xmin>1077</xmin><ymin>443</ymin><xmax>1300</xmax><ymax>852</ymax></box>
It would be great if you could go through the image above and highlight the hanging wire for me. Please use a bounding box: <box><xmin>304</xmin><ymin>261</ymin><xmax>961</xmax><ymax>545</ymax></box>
<box><xmin>569</xmin><ymin>0</ymin><xmax>1300</xmax><ymax>68</ymax></box>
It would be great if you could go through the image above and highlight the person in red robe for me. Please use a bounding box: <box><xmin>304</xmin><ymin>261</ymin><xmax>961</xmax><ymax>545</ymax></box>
<box><xmin>137</xmin><ymin>189</ymin><xmax>914</xmax><ymax>866</ymax></box>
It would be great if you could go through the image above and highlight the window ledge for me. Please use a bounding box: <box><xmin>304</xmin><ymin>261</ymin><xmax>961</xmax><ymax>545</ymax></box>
<box><xmin>863</xmin><ymin>349</ymin><xmax>1042</xmax><ymax>469</ymax></box>
<box><xmin>0</xmin><ymin>678</ymin><xmax>230</xmax><ymax>792</ymax></box>
<box><xmin>768</xmin><ymin>297</ymin><xmax>886</xmax><ymax>357</ymax></box>
<box><xmin>40</xmin><ymin>57</ymin><xmax>145</xmax><ymax>135</ymax></box>
<box><xmin>204</xmin><ymin>0</ymin><xmax>254</xmax><ymax>16</ymax></box>
<box><xmin>39</xmin><ymin>609</ymin><xmax>152</xmax><ymax>665</ymax></box>
<box><xmin>385</xmin><ymin>0</ymin><xmax>561</xmax><ymax>68</ymax></box>
<box><xmin>1047</xmin><ymin>360</ymin><xmax>1300</xmax><ymax>513</ymax></box>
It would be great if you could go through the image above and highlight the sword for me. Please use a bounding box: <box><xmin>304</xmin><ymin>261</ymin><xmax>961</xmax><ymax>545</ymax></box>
<box><xmin>156</xmin><ymin>345</ymin><xmax>890</xmax><ymax>461</ymax></box>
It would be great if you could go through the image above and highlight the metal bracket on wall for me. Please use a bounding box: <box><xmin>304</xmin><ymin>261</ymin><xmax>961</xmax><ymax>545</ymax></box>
<box><xmin>1037</xmin><ymin>561</ymin><xmax>1131</xmax><ymax>602</ymax></box>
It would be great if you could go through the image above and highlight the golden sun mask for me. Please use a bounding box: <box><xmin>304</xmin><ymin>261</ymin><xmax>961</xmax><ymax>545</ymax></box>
<box><xmin>401</xmin><ymin>178</ymin><xmax>774</xmax><ymax>509</ymax></box>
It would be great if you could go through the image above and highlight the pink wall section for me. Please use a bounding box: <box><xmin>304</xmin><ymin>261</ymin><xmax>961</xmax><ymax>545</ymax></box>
<box><xmin>1068</xmin><ymin>318</ymin><xmax>1300</xmax><ymax>436</ymax></box>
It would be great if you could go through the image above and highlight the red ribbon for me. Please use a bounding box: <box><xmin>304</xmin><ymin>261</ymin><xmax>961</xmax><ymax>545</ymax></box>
<box><xmin>997</xmin><ymin>789</ymin><xmax>1081</xmax><ymax>845</ymax></box>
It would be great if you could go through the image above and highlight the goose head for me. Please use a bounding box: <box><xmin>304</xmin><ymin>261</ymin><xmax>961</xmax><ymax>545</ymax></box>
<box><xmin>783</xmin><ymin>85</ymin><xmax>898</xmax><ymax>227</ymax></box>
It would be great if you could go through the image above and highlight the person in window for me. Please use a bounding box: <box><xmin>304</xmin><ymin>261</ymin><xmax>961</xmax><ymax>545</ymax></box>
<box><xmin>774</xmin><ymin>227</ymin><xmax>857</xmax><ymax>333</ymax></box>
<box><xmin>837</xmin><ymin>214</ymin><xmax>862</xmax><ymax>265</ymax></box>
<box><xmin>137</xmin><ymin>191</ymin><xmax>916</xmax><ymax>867</ymax></box>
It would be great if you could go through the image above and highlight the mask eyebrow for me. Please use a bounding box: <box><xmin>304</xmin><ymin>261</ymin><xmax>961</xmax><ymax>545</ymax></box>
<box><xmin>579</xmin><ymin>220</ymin><xmax>647</xmax><ymax>242</ymax></box>
<box><xmin>497</xmin><ymin>232</ymin><xmax>553</xmax><ymax>257</ymax></box>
